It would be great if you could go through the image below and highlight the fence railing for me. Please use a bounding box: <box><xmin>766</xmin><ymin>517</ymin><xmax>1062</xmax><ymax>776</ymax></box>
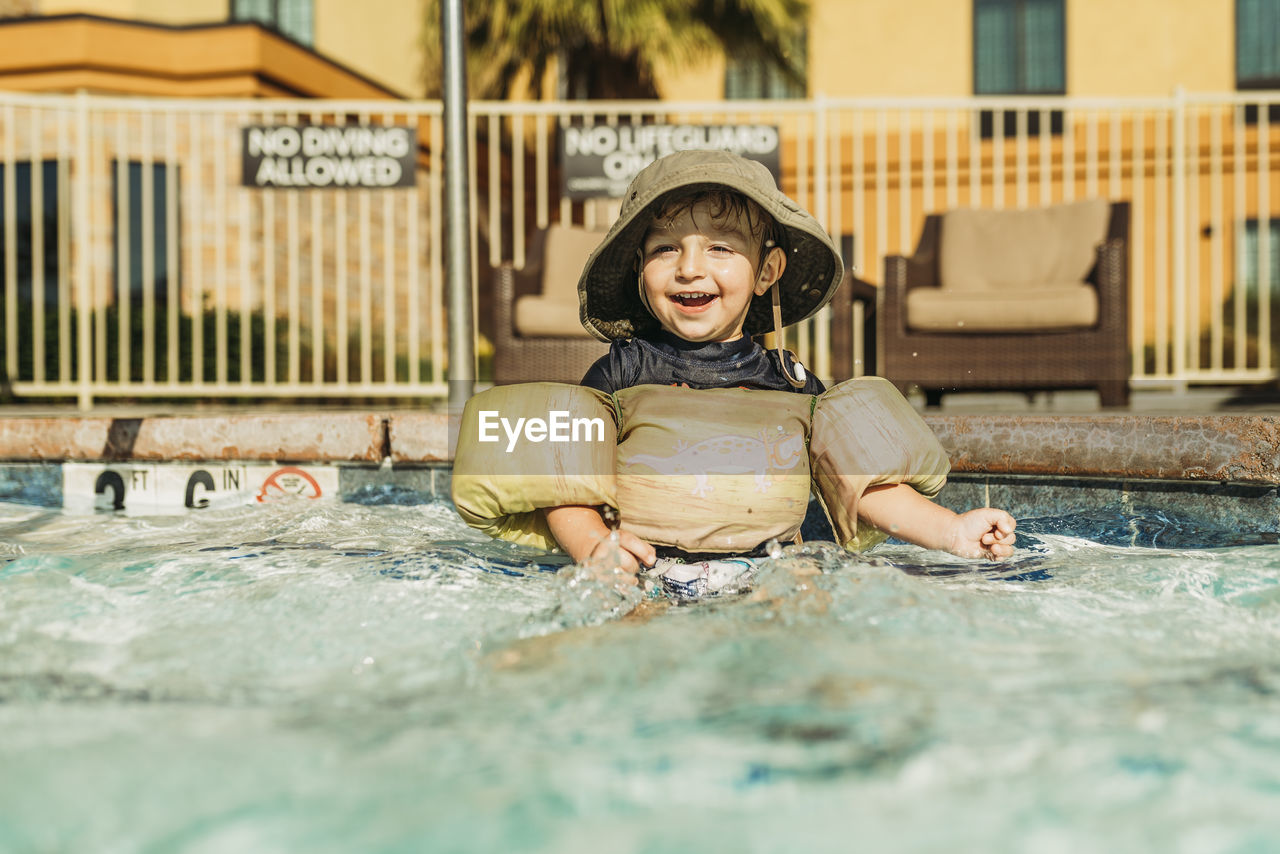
<box><xmin>1</xmin><ymin>90</ymin><xmax>1278</xmax><ymax>407</ymax></box>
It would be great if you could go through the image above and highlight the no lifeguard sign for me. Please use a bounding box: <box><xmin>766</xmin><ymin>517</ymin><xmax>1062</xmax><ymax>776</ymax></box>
<box><xmin>242</xmin><ymin>124</ymin><xmax>417</xmax><ymax>189</ymax></box>
<box><xmin>560</xmin><ymin>123</ymin><xmax>781</xmax><ymax>199</ymax></box>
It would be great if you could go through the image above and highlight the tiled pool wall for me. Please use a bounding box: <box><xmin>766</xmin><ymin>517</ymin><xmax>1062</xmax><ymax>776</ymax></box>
<box><xmin>0</xmin><ymin>459</ymin><xmax>457</xmax><ymax>510</ymax></box>
<box><xmin>1</xmin><ymin>412</ymin><xmax>1279</xmax><ymax>532</ymax></box>
<box><xmin>942</xmin><ymin>475</ymin><xmax>1280</xmax><ymax>533</ymax></box>
<box><xmin>931</xmin><ymin>413</ymin><xmax>1280</xmax><ymax>532</ymax></box>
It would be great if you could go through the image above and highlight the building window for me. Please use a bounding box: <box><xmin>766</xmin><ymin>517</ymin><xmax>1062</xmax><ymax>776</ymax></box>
<box><xmin>0</xmin><ymin>161</ymin><xmax>62</xmax><ymax>381</ymax></box>
<box><xmin>1241</xmin><ymin>219</ymin><xmax>1280</xmax><ymax>297</ymax></box>
<box><xmin>974</xmin><ymin>0</ymin><xmax>1065</xmax><ymax>94</ymax></box>
<box><xmin>232</xmin><ymin>0</ymin><xmax>314</xmax><ymax>48</ymax></box>
<box><xmin>0</xmin><ymin>161</ymin><xmax>59</xmax><ymax>308</ymax></box>
<box><xmin>1237</xmin><ymin>0</ymin><xmax>1280</xmax><ymax>88</ymax></box>
<box><xmin>112</xmin><ymin>161</ymin><xmax>178</xmax><ymax>306</ymax></box>
<box><xmin>1237</xmin><ymin>0</ymin><xmax>1280</xmax><ymax>122</ymax></box>
<box><xmin>974</xmin><ymin>0</ymin><xmax>1065</xmax><ymax>136</ymax></box>
<box><xmin>725</xmin><ymin>29</ymin><xmax>807</xmax><ymax>100</ymax></box>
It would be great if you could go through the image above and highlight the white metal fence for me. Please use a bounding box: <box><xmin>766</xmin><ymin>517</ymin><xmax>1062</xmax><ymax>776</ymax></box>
<box><xmin>1</xmin><ymin>92</ymin><xmax>448</xmax><ymax>408</ymax></box>
<box><xmin>2</xmin><ymin>90</ymin><xmax>1278</xmax><ymax>407</ymax></box>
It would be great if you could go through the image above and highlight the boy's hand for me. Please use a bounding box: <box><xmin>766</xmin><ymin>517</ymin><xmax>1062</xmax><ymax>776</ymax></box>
<box><xmin>946</xmin><ymin>508</ymin><xmax>1017</xmax><ymax>561</ymax></box>
<box><xmin>585</xmin><ymin>530</ymin><xmax>657</xmax><ymax>584</ymax></box>
<box><xmin>542</xmin><ymin>505</ymin><xmax>657</xmax><ymax>585</ymax></box>
<box><xmin>856</xmin><ymin>483</ymin><xmax>1017</xmax><ymax>561</ymax></box>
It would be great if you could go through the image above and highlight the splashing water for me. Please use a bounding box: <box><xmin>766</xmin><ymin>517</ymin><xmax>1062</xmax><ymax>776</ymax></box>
<box><xmin>549</xmin><ymin>530</ymin><xmax>646</xmax><ymax>628</ymax></box>
<box><xmin>1</xmin><ymin>500</ymin><xmax>1279</xmax><ymax>852</ymax></box>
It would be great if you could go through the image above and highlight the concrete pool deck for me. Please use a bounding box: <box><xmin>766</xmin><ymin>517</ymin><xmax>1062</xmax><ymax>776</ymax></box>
<box><xmin>3</xmin><ymin>385</ymin><xmax>1280</xmax><ymax>533</ymax></box>
<box><xmin>2</xmin><ymin>386</ymin><xmax>1279</xmax><ymax>482</ymax></box>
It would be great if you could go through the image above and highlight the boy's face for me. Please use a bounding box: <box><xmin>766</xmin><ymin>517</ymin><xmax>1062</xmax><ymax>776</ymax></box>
<box><xmin>640</xmin><ymin>200</ymin><xmax>785</xmax><ymax>343</ymax></box>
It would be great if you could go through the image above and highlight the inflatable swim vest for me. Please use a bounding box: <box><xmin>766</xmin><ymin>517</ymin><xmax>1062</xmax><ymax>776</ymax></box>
<box><xmin>450</xmin><ymin>377</ymin><xmax>950</xmax><ymax>556</ymax></box>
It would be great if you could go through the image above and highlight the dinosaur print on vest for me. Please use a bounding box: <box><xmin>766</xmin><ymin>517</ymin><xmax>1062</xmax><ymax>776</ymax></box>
<box><xmin>623</xmin><ymin>428</ymin><xmax>805</xmax><ymax>497</ymax></box>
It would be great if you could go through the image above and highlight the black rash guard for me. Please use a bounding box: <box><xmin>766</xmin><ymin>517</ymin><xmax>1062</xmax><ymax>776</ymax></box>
<box><xmin>580</xmin><ymin>331</ymin><xmax>826</xmax><ymax>396</ymax></box>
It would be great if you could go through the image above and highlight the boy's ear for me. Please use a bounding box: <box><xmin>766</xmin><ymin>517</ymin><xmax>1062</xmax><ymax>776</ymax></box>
<box><xmin>753</xmin><ymin>246</ymin><xmax>787</xmax><ymax>296</ymax></box>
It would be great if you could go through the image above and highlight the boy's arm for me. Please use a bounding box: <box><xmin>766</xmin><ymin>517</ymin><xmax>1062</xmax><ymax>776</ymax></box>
<box><xmin>541</xmin><ymin>505</ymin><xmax>657</xmax><ymax>577</ymax></box>
<box><xmin>856</xmin><ymin>482</ymin><xmax>1017</xmax><ymax>560</ymax></box>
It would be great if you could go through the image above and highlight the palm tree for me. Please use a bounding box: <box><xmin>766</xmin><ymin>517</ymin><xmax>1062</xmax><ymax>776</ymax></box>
<box><xmin>423</xmin><ymin>0</ymin><xmax>810</xmax><ymax>100</ymax></box>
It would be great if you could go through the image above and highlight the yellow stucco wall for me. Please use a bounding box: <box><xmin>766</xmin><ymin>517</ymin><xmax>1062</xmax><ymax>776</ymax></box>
<box><xmin>809</xmin><ymin>0</ymin><xmax>972</xmax><ymax>96</ymax></box>
<box><xmin>35</xmin><ymin>0</ymin><xmax>426</xmax><ymax>98</ymax></box>
<box><xmin>654</xmin><ymin>56</ymin><xmax>723</xmax><ymax>101</ymax></box>
<box><xmin>1071</xmin><ymin>0</ymin><xmax>1235</xmax><ymax>95</ymax></box>
<box><xmin>659</xmin><ymin>0</ymin><xmax>1237</xmax><ymax>100</ymax></box>
<box><xmin>658</xmin><ymin>0</ymin><xmax>972</xmax><ymax>99</ymax></box>
<box><xmin>39</xmin><ymin>0</ymin><xmax>225</xmax><ymax>24</ymax></box>
<box><xmin>314</xmin><ymin>0</ymin><xmax>425</xmax><ymax>98</ymax></box>
<box><xmin>29</xmin><ymin>0</ymin><xmax>1245</xmax><ymax>101</ymax></box>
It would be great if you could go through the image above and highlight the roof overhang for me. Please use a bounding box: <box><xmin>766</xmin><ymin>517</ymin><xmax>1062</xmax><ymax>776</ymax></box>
<box><xmin>0</xmin><ymin>14</ymin><xmax>402</xmax><ymax>99</ymax></box>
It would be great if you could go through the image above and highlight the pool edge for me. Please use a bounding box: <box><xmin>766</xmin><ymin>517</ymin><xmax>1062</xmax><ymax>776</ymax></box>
<box><xmin>2</xmin><ymin>411</ymin><xmax>1277</xmax><ymax>485</ymax></box>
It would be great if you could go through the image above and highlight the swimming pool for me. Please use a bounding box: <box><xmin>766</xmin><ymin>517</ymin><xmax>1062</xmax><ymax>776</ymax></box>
<box><xmin>2</xmin><ymin>485</ymin><xmax>1279</xmax><ymax>852</ymax></box>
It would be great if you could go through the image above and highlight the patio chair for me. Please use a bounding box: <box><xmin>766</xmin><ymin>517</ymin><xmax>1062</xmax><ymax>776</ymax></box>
<box><xmin>492</xmin><ymin>224</ymin><xmax>609</xmax><ymax>385</ymax></box>
<box><xmin>879</xmin><ymin>199</ymin><xmax>1131</xmax><ymax>407</ymax></box>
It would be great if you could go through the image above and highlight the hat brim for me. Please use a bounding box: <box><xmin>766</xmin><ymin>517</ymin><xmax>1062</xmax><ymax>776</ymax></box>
<box><xmin>577</xmin><ymin>156</ymin><xmax>845</xmax><ymax>342</ymax></box>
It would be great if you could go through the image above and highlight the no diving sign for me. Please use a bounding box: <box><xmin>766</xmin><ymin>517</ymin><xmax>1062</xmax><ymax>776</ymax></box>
<box><xmin>242</xmin><ymin>125</ymin><xmax>417</xmax><ymax>189</ymax></box>
<box><xmin>62</xmin><ymin>463</ymin><xmax>340</xmax><ymax>516</ymax></box>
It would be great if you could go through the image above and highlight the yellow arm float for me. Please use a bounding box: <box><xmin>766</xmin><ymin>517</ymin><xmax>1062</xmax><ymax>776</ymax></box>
<box><xmin>810</xmin><ymin>377</ymin><xmax>951</xmax><ymax>551</ymax></box>
<box><xmin>613</xmin><ymin>384</ymin><xmax>813</xmax><ymax>552</ymax></box>
<box><xmin>453</xmin><ymin>379</ymin><xmax>949</xmax><ymax>556</ymax></box>
<box><xmin>450</xmin><ymin>383</ymin><xmax>619</xmax><ymax>551</ymax></box>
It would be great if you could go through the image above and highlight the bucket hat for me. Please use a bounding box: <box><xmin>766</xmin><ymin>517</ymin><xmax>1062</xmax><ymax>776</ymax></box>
<box><xmin>577</xmin><ymin>149</ymin><xmax>844</xmax><ymax>342</ymax></box>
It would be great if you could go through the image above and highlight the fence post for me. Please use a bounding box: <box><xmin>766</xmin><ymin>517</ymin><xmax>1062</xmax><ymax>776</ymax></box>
<box><xmin>441</xmin><ymin>0</ymin><xmax>475</xmax><ymax>429</ymax></box>
<box><xmin>1172</xmin><ymin>86</ymin><xmax>1188</xmax><ymax>384</ymax></box>
<box><xmin>74</xmin><ymin>89</ymin><xmax>93</xmax><ymax>410</ymax></box>
<box><xmin>813</xmin><ymin>93</ymin><xmax>830</xmax><ymax>381</ymax></box>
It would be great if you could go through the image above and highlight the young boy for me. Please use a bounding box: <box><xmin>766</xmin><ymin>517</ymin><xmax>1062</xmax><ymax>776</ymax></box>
<box><xmin>541</xmin><ymin>149</ymin><xmax>1016</xmax><ymax>574</ymax></box>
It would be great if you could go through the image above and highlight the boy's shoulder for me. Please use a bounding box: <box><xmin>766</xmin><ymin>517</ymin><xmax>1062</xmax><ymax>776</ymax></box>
<box><xmin>580</xmin><ymin>338</ymin><xmax>636</xmax><ymax>394</ymax></box>
<box><xmin>761</xmin><ymin>347</ymin><xmax>826</xmax><ymax>395</ymax></box>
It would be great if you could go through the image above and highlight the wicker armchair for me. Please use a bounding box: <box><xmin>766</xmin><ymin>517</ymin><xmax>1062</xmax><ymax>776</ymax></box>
<box><xmin>492</xmin><ymin>225</ymin><xmax>609</xmax><ymax>385</ymax></box>
<box><xmin>879</xmin><ymin>201</ymin><xmax>1131</xmax><ymax>408</ymax></box>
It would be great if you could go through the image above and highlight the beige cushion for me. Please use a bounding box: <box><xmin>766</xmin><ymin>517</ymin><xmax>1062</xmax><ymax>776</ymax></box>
<box><xmin>939</xmin><ymin>199</ymin><xmax>1109</xmax><ymax>292</ymax></box>
<box><xmin>906</xmin><ymin>282</ymin><xmax>1099</xmax><ymax>332</ymax></box>
<box><xmin>513</xmin><ymin>224</ymin><xmax>605</xmax><ymax>337</ymax></box>
<box><xmin>514</xmin><ymin>297</ymin><xmax>592</xmax><ymax>337</ymax></box>
<box><xmin>541</xmin><ymin>224</ymin><xmax>607</xmax><ymax>300</ymax></box>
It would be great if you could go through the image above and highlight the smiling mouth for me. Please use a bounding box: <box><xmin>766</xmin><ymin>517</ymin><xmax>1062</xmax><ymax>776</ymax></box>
<box><xmin>670</xmin><ymin>292</ymin><xmax>717</xmax><ymax>308</ymax></box>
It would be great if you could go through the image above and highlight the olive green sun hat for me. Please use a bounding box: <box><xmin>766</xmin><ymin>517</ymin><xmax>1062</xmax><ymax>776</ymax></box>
<box><xmin>576</xmin><ymin>148</ymin><xmax>845</xmax><ymax>342</ymax></box>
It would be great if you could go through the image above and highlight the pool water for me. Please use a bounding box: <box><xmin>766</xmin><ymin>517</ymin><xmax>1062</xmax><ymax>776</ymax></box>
<box><xmin>2</xmin><ymin>497</ymin><xmax>1279</xmax><ymax>852</ymax></box>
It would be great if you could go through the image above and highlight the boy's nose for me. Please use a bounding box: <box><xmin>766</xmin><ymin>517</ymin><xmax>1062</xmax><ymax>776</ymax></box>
<box><xmin>677</xmin><ymin>247</ymin><xmax>705</xmax><ymax>279</ymax></box>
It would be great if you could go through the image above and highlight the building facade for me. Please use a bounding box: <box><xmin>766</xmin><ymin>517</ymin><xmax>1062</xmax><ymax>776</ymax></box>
<box><xmin>0</xmin><ymin>1</ymin><xmax>1277</xmax><ymax>402</ymax></box>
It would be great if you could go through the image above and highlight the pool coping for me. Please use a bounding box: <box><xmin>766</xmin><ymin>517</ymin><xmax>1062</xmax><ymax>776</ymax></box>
<box><xmin>1</xmin><ymin>411</ymin><xmax>1277</xmax><ymax>485</ymax></box>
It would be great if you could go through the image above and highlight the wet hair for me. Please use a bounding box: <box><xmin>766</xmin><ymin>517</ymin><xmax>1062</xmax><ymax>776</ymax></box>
<box><xmin>646</xmin><ymin>186</ymin><xmax>786</xmax><ymax>268</ymax></box>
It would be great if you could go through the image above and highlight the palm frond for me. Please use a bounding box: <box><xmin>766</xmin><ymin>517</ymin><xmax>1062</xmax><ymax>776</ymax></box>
<box><xmin>422</xmin><ymin>0</ymin><xmax>811</xmax><ymax>100</ymax></box>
